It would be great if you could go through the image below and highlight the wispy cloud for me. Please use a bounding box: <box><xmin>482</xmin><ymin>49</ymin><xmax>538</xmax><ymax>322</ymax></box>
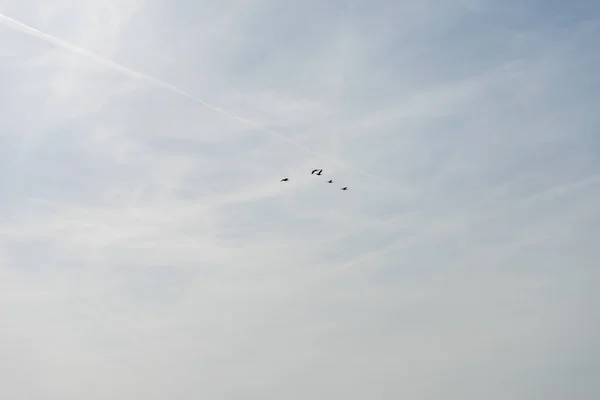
<box><xmin>1</xmin><ymin>0</ymin><xmax>599</xmax><ymax>398</ymax></box>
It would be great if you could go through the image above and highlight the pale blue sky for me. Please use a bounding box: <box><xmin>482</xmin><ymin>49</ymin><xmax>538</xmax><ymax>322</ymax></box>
<box><xmin>1</xmin><ymin>0</ymin><xmax>599</xmax><ymax>399</ymax></box>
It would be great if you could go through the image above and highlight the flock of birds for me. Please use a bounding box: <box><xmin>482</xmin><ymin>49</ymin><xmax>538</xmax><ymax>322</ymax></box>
<box><xmin>281</xmin><ymin>169</ymin><xmax>348</xmax><ymax>190</ymax></box>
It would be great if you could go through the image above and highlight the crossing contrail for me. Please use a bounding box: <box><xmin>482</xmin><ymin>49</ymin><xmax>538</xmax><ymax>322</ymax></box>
<box><xmin>0</xmin><ymin>12</ymin><xmax>397</xmax><ymax>189</ymax></box>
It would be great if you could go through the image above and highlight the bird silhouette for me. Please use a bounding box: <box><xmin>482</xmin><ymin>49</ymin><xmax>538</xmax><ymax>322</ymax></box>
<box><xmin>311</xmin><ymin>169</ymin><xmax>323</xmax><ymax>175</ymax></box>
<box><xmin>281</xmin><ymin>178</ymin><xmax>289</xmax><ymax>182</ymax></box>
<box><xmin>327</xmin><ymin>180</ymin><xmax>333</xmax><ymax>183</ymax></box>
<box><xmin>341</xmin><ymin>187</ymin><xmax>348</xmax><ymax>190</ymax></box>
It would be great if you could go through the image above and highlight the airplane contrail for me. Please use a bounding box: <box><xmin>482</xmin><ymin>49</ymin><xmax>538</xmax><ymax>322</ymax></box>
<box><xmin>0</xmin><ymin>12</ymin><xmax>397</xmax><ymax>188</ymax></box>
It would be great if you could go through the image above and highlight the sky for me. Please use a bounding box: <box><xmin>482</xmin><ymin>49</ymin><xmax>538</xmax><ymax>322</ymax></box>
<box><xmin>0</xmin><ymin>0</ymin><xmax>599</xmax><ymax>398</ymax></box>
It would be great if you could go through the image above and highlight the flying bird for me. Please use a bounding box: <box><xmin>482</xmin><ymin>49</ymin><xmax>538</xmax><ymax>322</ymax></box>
<box><xmin>281</xmin><ymin>178</ymin><xmax>289</xmax><ymax>182</ymax></box>
<box><xmin>341</xmin><ymin>187</ymin><xmax>348</xmax><ymax>190</ymax></box>
<box><xmin>311</xmin><ymin>169</ymin><xmax>323</xmax><ymax>175</ymax></box>
<box><xmin>327</xmin><ymin>180</ymin><xmax>333</xmax><ymax>183</ymax></box>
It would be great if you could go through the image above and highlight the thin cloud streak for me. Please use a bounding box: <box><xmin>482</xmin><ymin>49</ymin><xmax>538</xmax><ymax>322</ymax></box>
<box><xmin>0</xmin><ymin>11</ymin><xmax>396</xmax><ymax>188</ymax></box>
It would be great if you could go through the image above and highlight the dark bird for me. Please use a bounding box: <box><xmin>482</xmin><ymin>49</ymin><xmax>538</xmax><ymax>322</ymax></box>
<box><xmin>311</xmin><ymin>169</ymin><xmax>323</xmax><ymax>175</ymax></box>
<box><xmin>341</xmin><ymin>187</ymin><xmax>348</xmax><ymax>190</ymax></box>
<box><xmin>327</xmin><ymin>180</ymin><xmax>333</xmax><ymax>183</ymax></box>
<box><xmin>281</xmin><ymin>178</ymin><xmax>289</xmax><ymax>182</ymax></box>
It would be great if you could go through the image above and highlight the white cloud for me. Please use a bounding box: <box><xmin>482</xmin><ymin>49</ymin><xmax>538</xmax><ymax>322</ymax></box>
<box><xmin>1</xmin><ymin>0</ymin><xmax>599</xmax><ymax>399</ymax></box>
